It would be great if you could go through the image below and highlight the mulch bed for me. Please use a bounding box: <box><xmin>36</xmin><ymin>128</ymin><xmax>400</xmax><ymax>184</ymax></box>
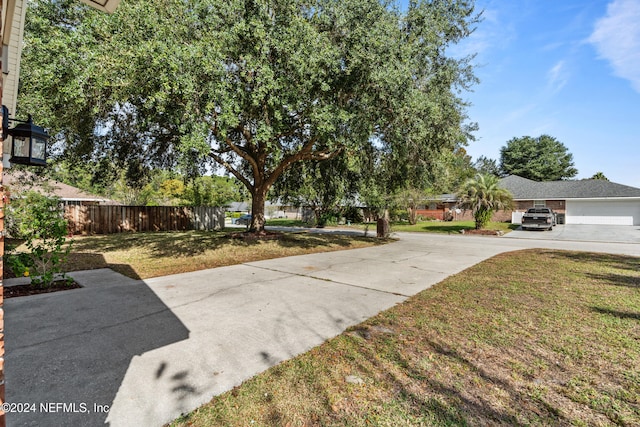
<box><xmin>4</xmin><ymin>281</ymin><xmax>82</xmax><ymax>299</ymax></box>
<box><xmin>461</xmin><ymin>229</ymin><xmax>504</xmax><ymax>236</ymax></box>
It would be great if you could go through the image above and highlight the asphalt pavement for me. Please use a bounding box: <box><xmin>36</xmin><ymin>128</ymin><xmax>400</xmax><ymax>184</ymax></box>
<box><xmin>4</xmin><ymin>230</ymin><xmax>639</xmax><ymax>426</ymax></box>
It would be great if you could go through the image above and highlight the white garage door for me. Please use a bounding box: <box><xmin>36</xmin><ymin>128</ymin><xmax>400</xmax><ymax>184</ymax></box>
<box><xmin>566</xmin><ymin>200</ymin><xmax>640</xmax><ymax>225</ymax></box>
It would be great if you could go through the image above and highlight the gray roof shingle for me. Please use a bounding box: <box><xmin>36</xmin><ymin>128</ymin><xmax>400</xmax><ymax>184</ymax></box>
<box><xmin>499</xmin><ymin>175</ymin><xmax>640</xmax><ymax>199</ymax></box>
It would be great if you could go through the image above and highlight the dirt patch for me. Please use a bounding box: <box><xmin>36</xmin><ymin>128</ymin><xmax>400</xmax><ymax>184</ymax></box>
<box><xmin>225</xmin><ymin>231</ymin><xmax>285</xmax><ymax>241</ymax></box>
<box><xmin>4</xmin><ymin>281</ymin><xmax>82</xmax><ymax>299</ymax></box>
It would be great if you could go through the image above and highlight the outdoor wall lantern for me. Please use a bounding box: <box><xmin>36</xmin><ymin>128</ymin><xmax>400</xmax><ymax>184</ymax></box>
<box><xmin>2</xmin><ymin>105</ymin><xmax>49</xmax><ymax>167</ymax></box>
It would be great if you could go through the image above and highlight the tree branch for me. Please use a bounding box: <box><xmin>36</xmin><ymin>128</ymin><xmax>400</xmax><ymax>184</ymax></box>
<box><xmin>208</xmin><ymin>150</ymin><xmax>253</xmax><ymax>191</ymax></box>
<box><xmin>211</xmin><ymin>146</ymin><xmax>234</xmax><ymax>155</ymax></box>
<box><xmin>214</xmin><ymin>132</ymin><xmax>259</xmax><ymax>179</ymax></box>
<box><xmin>265</xmin><ymin>139</ymin><xmax>343</xmax><ymax>189</ymax></box>
<box><xmin>308</xmin><ymin>148</ymin><xmax>343</xmax><ymax>161</ymax></box>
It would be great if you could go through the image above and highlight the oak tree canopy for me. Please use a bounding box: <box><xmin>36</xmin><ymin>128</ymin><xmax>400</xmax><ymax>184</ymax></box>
<box><xmin>20</xmin><ymin>0</ymin><xmax>479</xmax><ymax>231</ymax></box>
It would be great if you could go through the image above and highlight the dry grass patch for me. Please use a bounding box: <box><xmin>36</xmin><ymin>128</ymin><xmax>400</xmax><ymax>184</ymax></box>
<box><xmin>6</xmin><ymin>231</ymin><xmax>384</xmax><ymax>280</ymax></box>
<box><xmin>57</xmin><ymin>231</ymin><xmax>383</xmax><ymax>279</ymax></box>
<box><xmin>172</xmin><ymin>249</ymin><xmax>640</xmax><ymax>426</ymax></box>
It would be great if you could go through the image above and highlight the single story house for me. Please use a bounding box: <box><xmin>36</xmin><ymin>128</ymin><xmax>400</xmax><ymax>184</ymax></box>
<box><xmin>415</xmin><ymin>194</ymin><xmax>460</xmax><ymax>220</ymax></box>
<box><xmin>3</xmin><ymin>172</ymin><xmax>117</xmax><ymax>206</ymax></box>
<box><xmin>498</xmin><ymin>175</ymin><xmax>640</xmax><ymax>226</ymax></box>
<box><xmin>227</xmin><ymin>201</ymin><xmax>291</xmax><ymax>219</ymax></box>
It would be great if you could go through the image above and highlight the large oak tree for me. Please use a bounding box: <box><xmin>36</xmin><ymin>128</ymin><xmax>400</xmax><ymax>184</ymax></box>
<box><xmin>19</xmin><ymin>0</ymin><xmax>479</xmax><ymax>231</ymax></box>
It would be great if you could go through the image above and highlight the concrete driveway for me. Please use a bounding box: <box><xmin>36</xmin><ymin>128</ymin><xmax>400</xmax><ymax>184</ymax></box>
<box><xmin>504</xmin><ymin>224</ymin><xmax>640</xmax><ymax>243</ymax></box>
<box><xmin>4</xmin><ymin>232</ymin><xmax>639</xmax><ymax>426</ymax></box>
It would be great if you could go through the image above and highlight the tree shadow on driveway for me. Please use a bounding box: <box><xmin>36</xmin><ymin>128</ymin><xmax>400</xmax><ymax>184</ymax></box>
<box><xmin>5</xmin><ymin>258</ymin><xmax>191</xmax><ymax>426</ymax></box>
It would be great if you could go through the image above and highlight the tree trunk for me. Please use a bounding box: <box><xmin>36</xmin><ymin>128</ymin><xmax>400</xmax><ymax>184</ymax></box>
<box><xmin>377</xmin><ymin>208</ymin><xmax>390</xmax><ymax>238</ymax></box>
<box><xmin>407</xmin><ymin>206</ymin><xmax>417</xmax><ymax>225</ymax></box>
<box><xmin>376</xmin><ymin>218</ymin><xmax>389</xmax><ymax>238</ymax></box>
<box><xmin>249</xmin><ymin>188</ymin><xmax>267</xmax><ymax>233</ymax></box>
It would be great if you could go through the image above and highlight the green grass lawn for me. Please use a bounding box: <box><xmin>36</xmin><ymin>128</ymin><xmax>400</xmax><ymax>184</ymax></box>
<box><xmin>172</xmin><ymin>249</ymin><xmax>640</xmax><ymax>426</ymax></box>
<box><xmin>389</xmin><ymin>220</ymin><xmax>518</xmax><ymax>234</ymax></box>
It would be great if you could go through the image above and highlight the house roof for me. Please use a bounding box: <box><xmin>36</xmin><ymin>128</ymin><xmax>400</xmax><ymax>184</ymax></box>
<box><xmin>499</xmin><ymin>175</ymin><xmax>640</xmax><ymax>199</ymax></box>
<box><xmin>3</xmin><ymin>172</ymin><xmax>115</xmax><ymax>203</ymax></box>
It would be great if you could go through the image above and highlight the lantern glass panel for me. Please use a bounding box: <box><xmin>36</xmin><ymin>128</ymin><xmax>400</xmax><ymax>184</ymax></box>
<box><xmin>32</xmin><ymin>137</ymin><xmax>46</xmax><ymax>161</ymax></box>
<box><xmin>13</xmin><ymin>135</ymin><xmax>29</xmax><ymax>157</ymax></box>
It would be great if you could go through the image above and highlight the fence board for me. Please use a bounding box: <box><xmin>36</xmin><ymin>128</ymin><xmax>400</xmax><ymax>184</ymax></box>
<box><xmin>65</xmin><ymin>205</ymin><xmax>224</xmax><ymax>235</ymax></box>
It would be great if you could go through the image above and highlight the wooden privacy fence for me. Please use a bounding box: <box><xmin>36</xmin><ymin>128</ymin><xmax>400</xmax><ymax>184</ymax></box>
<box><xmin>65</xmin><ymin>205</ymin><xmax>225</xmax><ymax>235</ymax></box>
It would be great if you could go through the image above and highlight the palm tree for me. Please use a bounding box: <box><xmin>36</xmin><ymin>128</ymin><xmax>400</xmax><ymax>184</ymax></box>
<box><xmin>458</xmin><ymin>174</ymin><xmax>513</xmax><ymax>229</ymax></box>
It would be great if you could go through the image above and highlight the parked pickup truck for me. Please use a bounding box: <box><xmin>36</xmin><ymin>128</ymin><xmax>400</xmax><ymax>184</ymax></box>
<box><xmin>521</xmin><ymin>208</ymin><xmax>557</xmax><ymax>231</ymax></box>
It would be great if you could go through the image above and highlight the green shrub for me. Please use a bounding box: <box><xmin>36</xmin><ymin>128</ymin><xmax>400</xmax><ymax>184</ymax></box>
<box><xmin>473</xmin><ymin>207</ymin><xmax>493</xmax><ymax>230</ymax></box>
<box><xmin>6</xmin><ymin>252</ymin><xmax>33</xmax><ymax>278</ymax></box>
<box><xmin>6</xmin><ymin>191</ymin><xmax>73</xmax><ymax>287</ymax></box>
<box><xmin>389</xmin><ymin>208</ymin><xmax>408</xmax><ymax>222</ymax></box>
<box><xmin>342</xmin><ymin>206</ymin><xmax>363</xmax><ymax>223</ymax></box>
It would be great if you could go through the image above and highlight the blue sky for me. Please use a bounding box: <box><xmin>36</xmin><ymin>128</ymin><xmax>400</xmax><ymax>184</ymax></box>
<box><xmin>425</xmin><ymin>0</ymin><xmax>640</xmax><ymax>187</ymax></box>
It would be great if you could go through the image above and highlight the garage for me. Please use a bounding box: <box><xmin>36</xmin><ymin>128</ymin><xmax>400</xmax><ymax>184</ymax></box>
<box><xmin>499</xmin><ymin>176</ymin><xmax>640</xmax><ymax>227</ymax></box>
<box><xmin>566</xmin><ymin>199</ymin><xmax>640</xmax><ymax>226</ymax></box>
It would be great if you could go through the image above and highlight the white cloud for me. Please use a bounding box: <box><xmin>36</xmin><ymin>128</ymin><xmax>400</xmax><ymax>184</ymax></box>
<box><xmin>589</xmin><ymin>0</ymin><xmax>640</xmax><ymax>93</ymax></box>
<box><xmin>547</xmin><ymin>60</ymin><xmax>569</xmax><ymax>93</ymax></box>
<box><xmin>449</xmin><ymin>7</ymin><xmax>516</xmax><ymax>60</ymax></box>
<box><xmin>504</xmin><ymin>103</ymin><xmax>537</xmax><ymax>123</ymax></box>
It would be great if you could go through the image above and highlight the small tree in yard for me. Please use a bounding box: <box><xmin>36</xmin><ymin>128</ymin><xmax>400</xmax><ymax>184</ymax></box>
<box><xmin>458</xmin><ymin>174</ymin><xmax>513</xmax><ymax>230</ymax></box>
<box><xmin>6</xmin><ymin>191</ymin><xmax>73</xmax><ymax>287</ymax></box>
<box><xmin>394</xmin><ymin>188</ymin><xmax>428</xmax><ymax>225</ymax></box>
